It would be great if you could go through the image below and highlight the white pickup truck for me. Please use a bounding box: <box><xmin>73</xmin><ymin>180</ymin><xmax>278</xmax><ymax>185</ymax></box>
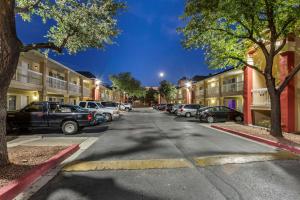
<box><xmin>78</xmin><ymin>101</ymin><xmax>119</xmax><ymax>121</ymax></box>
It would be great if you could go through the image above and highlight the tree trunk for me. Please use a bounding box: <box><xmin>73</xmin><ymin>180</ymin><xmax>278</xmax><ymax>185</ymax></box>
<box><xmin>269</xmin><ymin>92</ymin><xmax>283</xmax><ymax>137</ymax></box>
<box><xmin>0</xmin><ymin>0</ymin><xmax>22</xmax><ymax>166</ymax></box>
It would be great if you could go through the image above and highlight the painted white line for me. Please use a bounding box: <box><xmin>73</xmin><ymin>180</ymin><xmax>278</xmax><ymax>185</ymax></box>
<box><xmin>198</xmin><ymin>123</ymin><xmax>278</xmax><ymax>150</ymax></box>
<box><xmin>8</xmin><ymin>137</ymin><xmax>42</xmax><ymax>148</ymax></box>
<box><xmin>14</xmin><ymin>137</ymin><xmax>98</xmax><ymax>200</ymax></box>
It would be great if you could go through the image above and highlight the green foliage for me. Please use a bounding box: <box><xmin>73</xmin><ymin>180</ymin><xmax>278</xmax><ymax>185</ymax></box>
<box><xmin>159</xmin><ymin>80</ymin><xmax>176</xmax><ymax>103</ymax></box>
<box><xmin>180</xmin><ymin>0</ymin><xmax>300</xmax><ymax>69</ymax></box>
<box><xmin>145</xmin><ymin>88</ymin><xmax>158</xmax><ymax>104</ymax></box>
<box><xmin>110</xmin><ymin>72</ymin><xmax>144</xmax><ymax>98</ymax></box>
<box><xmin>16</xmin><ymin>0</ymin><xmax>125</xmax><ymax>53</ymax></box>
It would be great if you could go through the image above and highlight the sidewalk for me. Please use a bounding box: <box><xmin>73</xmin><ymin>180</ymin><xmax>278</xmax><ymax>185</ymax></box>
<box><xmin>1</xmin><ymin>136</ymin><xmax>97</xmax><ymax>200</ymax></box>
<box><xmin>211</xmin><ymin>122</ymin><xmax>300</xmax><ymax>154</ymax></box>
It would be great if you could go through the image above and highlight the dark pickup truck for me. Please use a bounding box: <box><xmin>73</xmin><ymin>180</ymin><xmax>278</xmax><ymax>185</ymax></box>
<box><xmin>7</xmin><ymin>101</ymin><xmax>94</xmax><ymax>135</ymax></box>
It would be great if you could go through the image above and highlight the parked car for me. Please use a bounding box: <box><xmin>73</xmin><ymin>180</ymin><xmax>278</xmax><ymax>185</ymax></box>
<box><xmin>195</xmin><ymin>106</ymin><xmax>243</xmax><ymax>123</ymax></box>
<box><xmin>119</xmin><ymin>103</ymin><xmax>132</xmax><ymax>111</ymax></box>
<box><xmin>177</xmin><ymin>104</ymin><xmax>203</xmax><ymax>117</ymax></box>
<box><xmin>157</xmin><ymin>104</ymin><xmax>167</xmax><ymax>111</ymax></box>
<box><xmin>7</xmin><ymin>102</ymin><xmax>94</xmax><ymax>135</ymax></box>
<box><xmin>166</xmin><ymin>104</ymin><xmax>174</xmax><ymax>113</ymax></box>
<box><xmin>100</xmin><ymin>101</ymin><xmax>120</xmax><ymax>111</ymax></box>
<box><xmin>171</xmin><ymin>104</ymin><xmax>181</xmax><ymax>114</ymax></box>
<box><xmin>78</xmin><ymin>101</ymin><xmax>119</xmax><ymax>121</ymax></box>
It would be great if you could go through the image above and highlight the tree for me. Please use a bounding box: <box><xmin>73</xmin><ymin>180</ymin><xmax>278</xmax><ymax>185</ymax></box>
<box><xmin>159</xmin><ymin>80</ymin><xmax>177</xmax><ymax>103</ymax></box>
<box><xmin>0</xmin><ymin>0</ymin><xmax>125</xmax><ymax>166</ymax></box>
<box><xmin>110</xmin><ymin>72</ymin><xmax>144</xmax><ymax>100</ymax></box>
<box><xmin>145</xmin><ymin>88</ymin><xmax>158</xmax><ymax>106</ymax></box>
<box><xmin>180</xmin><ymin>0</ymin><xmax>300</xmax><ymax>137</ymax></box>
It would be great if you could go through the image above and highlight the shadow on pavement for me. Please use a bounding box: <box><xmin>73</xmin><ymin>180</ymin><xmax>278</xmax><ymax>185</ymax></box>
<box><xmin>30</xmin><ymin>174</ymin><xmax>162</xmax><ymax>200</ymax></box>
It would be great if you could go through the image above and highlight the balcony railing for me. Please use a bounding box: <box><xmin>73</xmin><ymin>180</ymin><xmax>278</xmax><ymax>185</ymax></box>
<box><xmin>195</xmin><ymin>89</ymin><xmax>205</xmax><ymax>97</ymax></box>
<box><xmin>68</xmin><ymin>82</ymin><xmax>81</xmax><ymax>94</ymax></box>
<box><xmin>12</xmin><ymin>69</ymin><xmax>42</xmax><ymax>85</ymax></box>
<box><xmin>222</xmin><ymin>81</ymin><xmax>243</xmax><ymax>95</ymax></box>
<box><xmin>251</xmin><ymin>88</ymin><xmax>271</xmax><ymax>107</ymax></box>
<box><xmin>206</xmin><ymin>87</ymin><xmax>219</xmax><ymax>97</ymax></box>
<box><xmin>47</xmin><ymin>76</ymin><xmax>67</xmax><ymax>90</ymax></box>
<box><xmin>83</xmin><ymin>87</ymin><xmax>90</xmax><ymax>97</ymax></box>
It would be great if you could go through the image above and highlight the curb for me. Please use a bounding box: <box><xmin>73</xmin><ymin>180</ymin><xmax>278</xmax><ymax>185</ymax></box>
<box><xmin>211</xmin><ymin>125</ymin><xmax>300</xmax><ymax>154</ymax></box>
<box><xmin>0</xmin><ymin>144</ymin><xmax>80</xmax><ymax>200</ymax></box>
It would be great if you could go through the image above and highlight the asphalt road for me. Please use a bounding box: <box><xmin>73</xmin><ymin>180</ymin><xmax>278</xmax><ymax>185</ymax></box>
<box><xmin>30</xmin><ymin>108</ymin><xmax>300</xmax><ymax>200</ymax></box>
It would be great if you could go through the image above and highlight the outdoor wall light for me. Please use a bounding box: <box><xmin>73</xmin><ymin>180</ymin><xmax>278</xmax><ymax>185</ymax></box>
<box><xmin>211</xmin><ymin>82</ymin><xmax>216</xmax><ymax>87</ymax></box>
<box><xmin>185</xmin><ymin>81</ymin><xmax>192</xmax><ymax>88</ymax></box>
<box><xmin>95</xmin><ymin>79</ymin><xmax>101</xmax><ymax>86</ymax></box>
<box><xmin>32</xmin><ymin>94</ymin><xmax>38</xmax><ymax>101</ymax></box>
<box><xmin>211</xmin><ymin>99</ymin><xmax>216</xmax><ymax>104</ymax></box>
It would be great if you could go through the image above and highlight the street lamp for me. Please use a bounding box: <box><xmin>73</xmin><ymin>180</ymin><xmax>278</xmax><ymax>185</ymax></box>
<box><xmin>159</xmin><ymin>72</ymin><xmax>164</xmax><ymax>78</ymax></box>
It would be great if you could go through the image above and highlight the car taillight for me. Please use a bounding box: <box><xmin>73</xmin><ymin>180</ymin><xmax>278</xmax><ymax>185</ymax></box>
<box><xmin>180</xmin><ymin>109</ymin><xmax>183</xmax><ymax>112</ymax></box>
<box><xmin>87</xmin><ymin>113</ymin><xmax>93</xmax><ymax>121</ymax></box>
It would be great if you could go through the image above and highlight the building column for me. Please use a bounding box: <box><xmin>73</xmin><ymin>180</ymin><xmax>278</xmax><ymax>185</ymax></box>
<box><xmin>243</xmin><ymin>66</ymin><xmax>253</xmax><ymax>125</ymax></box>
<box><xmin>279</xmin><ymin>51</ymin><xmax>296</xmax><ymax>132</ymax></box>
<box><xmin>218</xmin><ymin>77</ymin><xmax>222</xmax><ymax>105</ymax></box>
<box><xmin>40</xmin><ymin>58</ymin><xmax>48</xmax><ymax>101</ymax></box>
<box><xmin>80</xmin><ymin>78</ymin><xmax>84</xmax><ymax>101</ymax></box>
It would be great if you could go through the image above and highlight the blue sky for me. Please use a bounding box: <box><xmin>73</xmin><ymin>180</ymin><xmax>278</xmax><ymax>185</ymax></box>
<box><xmin>16</xmin><ymin>0</ymin><xmax>218</xmax><ymax>86</ymax></box>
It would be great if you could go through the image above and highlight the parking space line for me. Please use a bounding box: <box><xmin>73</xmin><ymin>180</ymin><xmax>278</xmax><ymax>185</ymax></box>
<box><xmin>194</xmin><ymin>151</ymin><xmax>300</xmax><ymax>167</ymax></box>
<box><xmin>63</xmin><ymin>158</ymin><xmax>193</xmax><ymax>172</ymax></box>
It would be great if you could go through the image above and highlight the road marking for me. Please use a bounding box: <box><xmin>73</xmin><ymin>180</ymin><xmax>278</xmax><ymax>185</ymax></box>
<box><xmin>194</xmin><ymin>151</ymin><xmax>300</xmax><ymax>167</ymax></box>
<box><xmin>63</xmin><ymin>159</ymin><xmax>193</xmax><ymax>172</ymax></box>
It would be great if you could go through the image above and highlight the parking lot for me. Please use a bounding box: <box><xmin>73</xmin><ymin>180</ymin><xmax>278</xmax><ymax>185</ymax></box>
<box><xmin>25</xmin><ymin>108</ymin><xmax>300</xmax><ymax>200</ymax></box>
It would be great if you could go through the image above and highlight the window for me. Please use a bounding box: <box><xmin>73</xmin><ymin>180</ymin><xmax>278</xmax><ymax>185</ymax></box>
<box><xmin>87</xmin><ymin>102</ymin><xmax>98</xmax><ymax>108</ymax></box>
<box><xmin>8</xmin><ymin>96</ymin><xmax>16</xmax><ymax>111</ymax></box>
<box><xmin>23</xmin><ymin>103</ymin><xmax>44</xmax><ymax>112</ymax></box>
<box><xmin>79</xmin><ymin>102</ymin><xmax>86</xmax><ymax>108</ymax></box>
<box><xmin>219</xmin><ymin>106</ymin><xmax>231</xmax><ymax>112</ymax></box>
<box><xmin>208</xmin><ymin>107</ymin><xmax>219</xmax><ymax>112</ymax></box>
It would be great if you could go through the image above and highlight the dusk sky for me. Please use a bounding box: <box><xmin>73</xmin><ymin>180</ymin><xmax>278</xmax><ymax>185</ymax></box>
<box><xmin>16</xmin><ymin>0</ymin><xmax>219</xmax><ymax>86</ymax></box>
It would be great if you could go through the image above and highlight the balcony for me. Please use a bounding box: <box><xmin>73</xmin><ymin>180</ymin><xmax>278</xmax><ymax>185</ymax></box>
<box><xmin>206</xmin><ymin>87</ymin><xmax>219</xmax><ymax>98</ymax></box>
<box><xmin>47</xmin><ymin>76</ymin><xmax>67</xmax><ymax>91</ymax></box>
<box><xmin>68</xmin><ymin>82</ymin><xmax>81</xmax><ymax>95</ymax></box>
<box><xmin>83</xmin><ymin>87</ymin><xmax>90</xmax><ymax>97</ymax></box>
<box><xmin>10</xmin><ymin>69</ymin><xmax>42</xmax><ymax>90</ymax></box>
<box><xmin>251</xmin><ymin>88</ymin><xmax>271</xmax><ymax>109</ymax></box>
<box><xmin>12</xmin><ymin>69</ymin><xmax>42</xmax><ymax>85</ymax></box>
<box><xmin>222</xmin><ymin>81</ymin><xmax>243</xmax><ymax>96</ymax></box>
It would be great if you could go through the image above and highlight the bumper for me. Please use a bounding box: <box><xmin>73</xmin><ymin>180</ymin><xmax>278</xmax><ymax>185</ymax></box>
<box><xmin>112</xmin><ymin>113</ymin><xmax>120</xmax><ymax>119</ymax></box>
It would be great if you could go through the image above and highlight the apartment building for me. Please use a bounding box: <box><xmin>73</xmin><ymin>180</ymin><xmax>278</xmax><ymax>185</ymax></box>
<box><xmin>7</xmin><ymin>51</ymin><xmax>121</xmax><ymax>111</ymax></box>
<box><xmin>176</xmin><ymin>68</ymin><xmax>244</xmax><ymax>112</ymax></box>
<box><xmin>244</xmin><ymin>37</ymin><xmax>300</xmax><ymax>133</ymax></box>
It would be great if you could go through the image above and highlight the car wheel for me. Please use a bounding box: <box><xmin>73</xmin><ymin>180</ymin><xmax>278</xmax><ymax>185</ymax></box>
<box><xmin>104</xmin><ymin>113</ymin><xmax>113</xmax><ymax>122</ymax></box>
<box><xmin>62</xmin><ymin>121</ymin><xmax>78</xmax><ymax>135</ymax></box>
<box><xmin>185</xmin><ymin>112</ymin><xmax>191</xmax><ymax>118</ymax></box>
<box><xmin>125</xmin><ymin>108</ymin><xmax>130</xmax><ymax>112</ymax></box>
<box><xmin>6</xmin><ymin>122</ymin><xmax>12</xmax><ymax>133</ymax></box>
<box><xmin>207</xmin><ymin>116</ymin><xmax>214</xmax><ymax>123</ymax></box>
<box><xmin>235</xmin><ymin>116</ymin><xmax>243</xmax><ymax>122</ymax></box>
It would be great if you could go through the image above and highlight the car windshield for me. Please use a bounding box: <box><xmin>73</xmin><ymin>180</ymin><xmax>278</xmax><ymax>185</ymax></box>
<box><xmin>102</xmin><ymin>102</ymin><xmax>117</xmax><ymax>107</ymax></box>
<box><xmin>96</xmin><ymin>103</ymin><xmax>104</xmax><ymax>108</ymax></box>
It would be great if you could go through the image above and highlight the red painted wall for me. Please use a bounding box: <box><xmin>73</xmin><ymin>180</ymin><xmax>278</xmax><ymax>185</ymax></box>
<box><xmin>279</xmin><ymin>51</ymin><xmax>296</xmax><ymax>132</ymax></box>
<box><xmin>243</xmin><ymin>66</ymin><xmax>253</xmax><ymax>124</ymax></box>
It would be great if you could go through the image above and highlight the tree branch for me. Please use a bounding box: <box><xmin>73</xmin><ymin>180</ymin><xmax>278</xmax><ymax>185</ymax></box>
<box><xmin>227</xmin><ymin>55</ymin><xmax>264</xmax><ymax>75</ymax></box>
<box><xmin>274</xmin><ymin>38</ymin><xmax>286</xmax><ymax>55</ymax></box>
<box><xmin>15</xmin><ymin>0</ymin><xmax>42</xmax><ymax>13</ymax></box>
<box><xmin>276</xmin><ymin>18</ymin><xmax>296</xmax><ymax>39</ymax></box>
<box><xmin>21</xmin><ymin>42</ymin><xmax>63</xmax><ymax>53</ymax></box>
<box><xmin>278</xmin><ymin>62</ymin><xmax>300</xmax><ymax>93</ymax></box>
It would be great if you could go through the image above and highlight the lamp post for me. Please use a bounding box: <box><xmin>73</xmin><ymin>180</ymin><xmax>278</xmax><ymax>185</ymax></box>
<box><xmin>158</xmin><ymin>72</ymin><xmax>165</xmax><ymax>104</ymax></box>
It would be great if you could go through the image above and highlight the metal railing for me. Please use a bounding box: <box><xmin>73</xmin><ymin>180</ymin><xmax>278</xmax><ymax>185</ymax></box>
<box><xmin>251</xmin><ymin>88</ymin><xmax>271</xmax><ymax>107</ymax></box>
<box><xmin>12</xmin><ymin>69</ymin><xmax>42</xmax><ymax>85</ymax></box>
<box><xmin>47</xmin><ymin>76</ymin><xmax>67</xmax><ymax>90</ymax></box>
<box><xmin>83</xmin><ymin>87</ymin><xmax>90</xmax><ymax>97</ymax></box>
<box><xmin>206</xmin><ymin>87</ymin><xmax>219</xmax><ymax>97</ymax></box>
<box><xmin>68</xmin><ymin>82</ymin><xmax>81</xmax><ymax>94</ymax></box>
<box><xmin>222</xmin><ymin>81</ymin><xmax>244</xmax><ymax>94</ymax></box>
